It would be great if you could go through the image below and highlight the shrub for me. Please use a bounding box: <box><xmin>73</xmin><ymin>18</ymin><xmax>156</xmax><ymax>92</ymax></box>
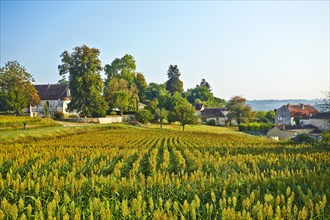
<box><xmin>110</xmin><ymin>111</ymin><xmax>117</xmax><ymax>115</ymax></box>
<box><xmin>206</xmin><ymin>119</ymin><xmax>216</xmax><ymax>126</ymax></box>
<box><xmin>291</xmin><ymin>133</ymin><xmax>314</xmax><ymax>144</ymax></box>
<box><xmin>320</xmin><ymin>131</ymin><xmax>330</xmax><ymax>147</ymax></box>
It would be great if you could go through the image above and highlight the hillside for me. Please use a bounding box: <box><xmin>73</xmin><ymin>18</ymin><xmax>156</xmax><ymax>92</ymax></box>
<box><xmin>0</xmin><ymin>123</ymin><xmax>329</xmax><ymax>219</ymax></box>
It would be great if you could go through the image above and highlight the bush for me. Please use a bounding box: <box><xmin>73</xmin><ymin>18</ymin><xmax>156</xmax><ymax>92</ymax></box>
<box><xmin>135</xmin><ymin>110</ymin><xmax>154</xmax><ymax>124</ymax></box>
<box><xmin>320</xmin><ymin>131</ymin><xmax>330</xmax><ymax>147</ymax></box>
<box><xmin>291</xmin><ymin>133</ymin><xmax>314</xmax><ymax>144</ymax></box>
<box><xmin>239</xmin><ymin>122</ymin><xmax>274</xmax><ymax>132</ymax></box>
<box><xmin>110</xmin><ymin>111</ymin><xmax>117</xmax><ymax>115</ymax></box>
<box><xmin>53</xmin><ymin>111</ymin><xmax>64</xmax><ymax>119</ymax></box>
<box><xmin>206</xmin><ymin>119</ymin><xmax>216</xmax><ymax>126</ymax></box>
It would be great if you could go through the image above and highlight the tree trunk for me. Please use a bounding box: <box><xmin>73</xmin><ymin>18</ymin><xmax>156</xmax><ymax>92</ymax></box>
<box><xmin>120</xmin><ymin>108</ymin><xmax>123</xmax><ymax>116</ymax></box>
<box><xmin>182</xmin><ymin>124</ymin><xmax>185</xmax><ymax>132</ymax></box>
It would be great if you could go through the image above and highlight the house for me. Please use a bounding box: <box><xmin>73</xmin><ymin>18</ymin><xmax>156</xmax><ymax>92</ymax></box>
<box><xmin>267</xmin><ymin>124</ymin><xmax>322</xmax><ymax>141</ymax></box>
<box><xmin>200</xmin><ymin>108</ymin><xmax>227</xmax><ymax>126</ymax></box>
<box><xmin>275</xmin><ymin>103</ymin><xmax>319</xmax><ymax>126</ymax></box>
<box><xmin>300</xmin><ymin>112</ymin><xmax>330</xmax><ymax>131</ymax></box>
<box><xmin>27</xmin><ymin>84</ymin><xmax>73</xmax><ymax>116</ymax></box>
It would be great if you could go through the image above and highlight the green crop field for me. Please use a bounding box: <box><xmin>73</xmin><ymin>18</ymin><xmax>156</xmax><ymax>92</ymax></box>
<box><xmin>0</xmin><ymin>123</ymin><xmax>329</xmax><ymax>219</ymax></box>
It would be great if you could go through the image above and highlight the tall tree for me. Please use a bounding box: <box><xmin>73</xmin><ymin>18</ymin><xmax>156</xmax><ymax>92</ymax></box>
<box><xmin>226</xmin><ymin>96</ymin><xmax>252</xmax><ymax>125</ymax></box>
<box><xmin>0</xmin><ymin>60</ymin><xmax>40</xmax><ymax>115</ymax></box>
<box><xmin>166</xmin><ymin>65</ymin><xmax>183</xmax><ymax>94</ymax></box>
<box><xmin>58</xmin><ymin>45</ymin><xmax>107</xmax><ymax>117</ymax></box>
<box><xmin>104</xmin><ymin>54</ymin><xmax>139</xmax><ymax>111</ymax></box>
<box><xmin>104</xmin><ymin>54</ymin><xmax>136</xmax><ymax>83</ymax></box>
<box><xmin>134</xmin><ymin>72</ymin><xmax>148</xmax><ymax>102</ymax></box>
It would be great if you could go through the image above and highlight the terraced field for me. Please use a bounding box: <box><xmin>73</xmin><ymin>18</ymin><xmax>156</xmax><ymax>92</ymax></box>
<box><xmin>0</xmin><ymin>125</ymin><xmax>329</xmax><ymax>219</ymax></box>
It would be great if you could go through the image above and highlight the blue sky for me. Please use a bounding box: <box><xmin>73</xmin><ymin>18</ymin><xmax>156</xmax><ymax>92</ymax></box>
<box><xmin>1</xmin><ymin>1</ymin><xmax>329</xmax><ymax>100</ymax></box>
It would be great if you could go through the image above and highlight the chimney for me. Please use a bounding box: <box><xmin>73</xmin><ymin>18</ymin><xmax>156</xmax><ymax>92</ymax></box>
<box><xmin>300</xmin><ymin>103</ymin><xmax>304</xmax><ymax>109</ymax></box>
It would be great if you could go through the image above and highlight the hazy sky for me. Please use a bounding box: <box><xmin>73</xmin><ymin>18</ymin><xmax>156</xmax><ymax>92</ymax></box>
<box><xmin>1</xmin><ymin>1</ymin><xmax>329</xmax><ymax>100</ymax></box>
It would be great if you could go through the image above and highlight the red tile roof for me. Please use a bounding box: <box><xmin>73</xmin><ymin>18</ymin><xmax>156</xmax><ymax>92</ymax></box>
<box><xmin>287</xmin><ymin>104</ymin><xmax>319</xmax><ymax>117</ymax></box>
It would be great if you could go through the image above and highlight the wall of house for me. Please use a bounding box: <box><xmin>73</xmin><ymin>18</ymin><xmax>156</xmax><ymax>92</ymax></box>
<box><xmin>300</xmin><ymin>118</ymin><xmax>329</xmax><ymax>130</ymax></box>
<box><xmin>275</xmin><ymin>106</ymin><xmax>293</xmax><ymax>125</ymax></box>
<box><xmin>30</xmin><ymin>100</ymin><xmax>74</xmax><ymax>116</ymax></box>
<box><xmin>267</xmin><ymin>127</ymin><xmax>314</xmax><ymax>140</ymax></box>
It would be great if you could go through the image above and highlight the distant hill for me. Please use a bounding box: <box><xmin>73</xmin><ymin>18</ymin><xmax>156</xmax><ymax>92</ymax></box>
<box><xmin>246</xmin><ymin>99</ymin><xmax>321</xmax><ymax>111</ymax></box>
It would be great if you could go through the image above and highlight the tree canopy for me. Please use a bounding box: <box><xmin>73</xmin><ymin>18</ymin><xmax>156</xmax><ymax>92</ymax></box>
<box><xmin>0</xmin><ymin>60</ymin><xmax>40</xmax><ymax>114</ymax></box>
<box><xmin>58</xmin><ymin>45</ymin><xmax>107</xmax><ymax>117</ymax></box>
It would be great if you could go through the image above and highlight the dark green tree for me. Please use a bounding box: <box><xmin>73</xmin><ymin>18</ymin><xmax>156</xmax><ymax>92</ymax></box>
<box><xmin>166</xmin><ymin>65</ymin><xmax>183</xmax><ymax>94</ymax></box>
<box><xmin>58</xmin><ymin>45</ymin><xmax>107</xmax><ymax>117</ymax></box>
<box><xmin>266</xmin><ymin>110</ymin><xmax>275</xmax><ymax>123</ymax></box>
<box><xmin>0</xmin><ymin>60</ymin><xmax>40</xmax><ymax>115</ymax></box>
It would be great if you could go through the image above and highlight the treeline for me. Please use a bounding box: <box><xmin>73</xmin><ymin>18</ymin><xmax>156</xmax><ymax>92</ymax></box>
<box><xmin>0</xmin><ymin>44</ymin><xmax>276</xmax><ymax>129</ymax></box>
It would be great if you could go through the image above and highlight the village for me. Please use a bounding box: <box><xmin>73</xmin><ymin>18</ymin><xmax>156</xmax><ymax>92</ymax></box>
<box><xmin>18</xmin><ymin>82</ymin><xmax>329</xmax><ymax>142</ymax></box>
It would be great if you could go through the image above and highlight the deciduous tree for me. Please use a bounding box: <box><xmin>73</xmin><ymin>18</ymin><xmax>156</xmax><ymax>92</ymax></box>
<box><xmin>175</xmin><ymin>101</ymin><xmax>198</xmax><ymax>131</ymax></box>
<box><xmin>226</xmin><ymin>96</ymin><xmax>252</xmax><ymax>125</ymax></box>
<box><xmin>113</xmin><ymin>91</ymin><xmax>130</xmax><ymax>116</ymax></box>
<box><xmin>58</xmin><ymin>45</ymin><xmax>107</xmax><ymax>117</ymax></box>
<box><xmin>0</xmin><ymin>60</ymin><xmax>40</xmax><ymax>115</ymax></box>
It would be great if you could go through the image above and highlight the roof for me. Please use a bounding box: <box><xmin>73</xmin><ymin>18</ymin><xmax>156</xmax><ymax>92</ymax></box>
<box><xmin>283</xmin><ymin>104</ymin><xmax>319</xmax><ymax>117</ymax></box>
<box><xmin>34</xmin><ymin>84</ymin><xmax>70</xmax><ymax>100</ymax></box>
<box><xmin>201</xmin><ymin>108</ymin><xmax>225</xmax><ymax>118</ymax></box>
<box><xmin>193</xmin><ymin>103</ymin><xmax>204</xmax><ymax>111</ymax></box>
<box><xmin>309</xmin><ymin>112</ymin><xmax>330</xmax><ymax>119</ymax></box>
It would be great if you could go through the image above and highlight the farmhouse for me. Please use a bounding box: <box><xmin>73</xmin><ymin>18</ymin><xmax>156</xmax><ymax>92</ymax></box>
<box><xmin>26</xmin><ymin>84</ymin><xmax>73</xmax><ymax>117</ymax></box>
<box><xmin>200</xmin><ymin>108</ymin><xmax>228</xmax><ymax>126</ymax></box>
<box><xmin>275</xmin><ymin>103</ymin><xmax>319</xmax><ymax>126</ymax></box>
<box><xmin>267</xmin><ymin>124</ymin><xmax>322</xmax><ymax>141</ymax></box>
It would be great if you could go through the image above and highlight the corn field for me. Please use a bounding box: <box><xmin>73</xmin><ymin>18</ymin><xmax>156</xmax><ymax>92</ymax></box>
<box><xmin>0</xmin><ymin>126</ymin><xmax>329</xmax><ymax>219</ymax></box>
